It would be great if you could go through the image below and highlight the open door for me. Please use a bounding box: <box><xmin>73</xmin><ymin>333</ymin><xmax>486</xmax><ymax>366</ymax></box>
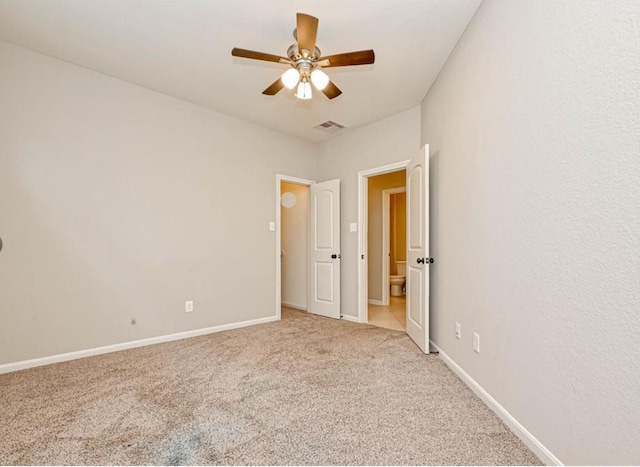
<box><xmin>308</xmin><ymin>179</ymin><xmax>341</xmax><ymax>319</ymax></box>
<box><xmin>406</xmin><ymin>145</ymin><xmax>430</xmax><ymax>353</ymax></box>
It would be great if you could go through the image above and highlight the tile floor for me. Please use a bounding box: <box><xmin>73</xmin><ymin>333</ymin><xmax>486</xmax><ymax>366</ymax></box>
<box><xmin>368</xmin><ymin>295</ymin><xmax>406</xmax><ymax>332</ymax></box>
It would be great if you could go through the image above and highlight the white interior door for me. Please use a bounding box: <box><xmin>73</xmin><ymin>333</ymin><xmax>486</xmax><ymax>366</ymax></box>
<box><xmin>406</xmin><ymin>145</ymin><xmax>430</xmax><ymax>353</ymax></box>
<box><xmin>308</xmin><ymin>179</ymin><xmax>341</xmax><ymax>319</ymax></box>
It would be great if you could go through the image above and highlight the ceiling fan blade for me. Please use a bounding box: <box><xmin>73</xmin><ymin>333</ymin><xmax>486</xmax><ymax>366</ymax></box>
<box><xmin>296</xmin><ymin>13</ymin><xmax>319</xmax><ymax>55</ymax></box>
<box><xmin>262</xmin><ymin>78</ymin><xmax>285</xmax><ymax>96</ymax></box>
<box><xmin>320</xmin><ymin>50</ymin><xmax>375</xmax><ymax>67</ymax></box>
<box><xmin>322</xmin><ymin>80</ymin><xmax>342</xmax><ymax>100</ymax></box>
<box><xmin>232</xmin><ymin>48</ymin><xmax>289</xmax><ymax>64</ymax></box>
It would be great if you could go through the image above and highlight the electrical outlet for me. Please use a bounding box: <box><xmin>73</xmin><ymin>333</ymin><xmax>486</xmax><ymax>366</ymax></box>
<box><xmin>473</xmin><ymin>332</ymin><xmax>480</xmax><ymax>353</ymax></box>
<box><xmin>455</xmin><ymin>323</ymin><xmax>461</xmax><ymax>339</ymax></box>
<box><xmin>185</xmin><ymin>300</ymin><xmax>194</xmax><ymax>313</ymax></box>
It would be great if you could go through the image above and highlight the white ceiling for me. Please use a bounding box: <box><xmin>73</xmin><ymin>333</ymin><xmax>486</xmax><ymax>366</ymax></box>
<box><xmin>0</xmin><ymin>0</ymin><xmax>481</xmax><ymax>142</ymax></box>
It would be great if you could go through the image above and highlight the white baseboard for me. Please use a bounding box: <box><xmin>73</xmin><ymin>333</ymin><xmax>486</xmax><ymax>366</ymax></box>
<box><xmin>281</xmin><ymin>302</ymin><xmax>307</xmax><ymax>312</ymax></box>
<box><xmin>340</xmin><ymin>314</ymin><xmax>359</xmax><ymax>323</ymax></box>
<box><xmin>430</xmin><ymin>340</ymin><xmax>563</xmax><ymax>466</ymax></box>
<box><xmin>368</xmin><ymin>299</ymin><xmax>384</xmax><ymax>306</ymax></box>
<box><xmin>0</xmin><ymin>315</ymin><xmax>279</xmax><ymax>375</ymax></box>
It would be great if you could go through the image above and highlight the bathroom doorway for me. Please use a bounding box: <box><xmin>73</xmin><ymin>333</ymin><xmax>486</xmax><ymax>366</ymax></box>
<box><xmin>366</xmin><ymin>170</ymin><xmax>407</xmax><ymax>331</ymax></box>
<box><xmin>357</xmin><ymin>147</ymin><xmax>431</xmax><ymax>352</ymax></box>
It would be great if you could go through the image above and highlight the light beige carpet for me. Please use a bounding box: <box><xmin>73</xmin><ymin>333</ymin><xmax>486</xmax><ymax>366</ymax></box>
<box><xmin>0</xmin><ymin>308</ymin><xmax>540</xmax><ymax>465</ymax></box>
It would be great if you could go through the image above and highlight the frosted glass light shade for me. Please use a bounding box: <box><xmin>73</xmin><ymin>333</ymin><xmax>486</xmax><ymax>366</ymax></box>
<box><xmin>296</xmin><ymin>81</ymin><xmax>312</xmax><ymax>99</ymax></box>
<box><xmin>281</xmin><ymin>192</ymin><xmax>297</xmax><ymax>208</ymax></box>
<box><xmin>281</xmin><ymin>68</ymin><xmax>300</xmax><ymax>89</ymax></box>
<box><xmin>310</xmin><ymin>69</ymin><xmax>329</xmax><ymax>90</ymax></box>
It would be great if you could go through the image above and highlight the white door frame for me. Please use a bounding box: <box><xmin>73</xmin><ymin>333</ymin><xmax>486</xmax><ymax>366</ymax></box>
<box><xmin>382</xmin><ymin>186</ymin><xmax>407</xmax><ymax>306</ymax></box>
<box><xmin>275</xmin><ymin>174</ymin><xmax>315</xmax><ymax>320</ymax></box>
<box><xmin>357</xmin><ymin>160</ymin><xmax>411</xmax><ymax>323</ymax></box>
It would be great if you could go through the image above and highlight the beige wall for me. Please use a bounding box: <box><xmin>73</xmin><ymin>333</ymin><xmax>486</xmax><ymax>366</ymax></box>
<box><xmin>367</xmin><ymin>171</ymin><xmax>406</xmax><ymax>301</ymax></box>
<box><xmin>420</xmin><ymin>0</ymin><xmax>640</xmax><ymax>464</ymax></box>
<box><xmin>390</xmin><ymin>192</ymin><xmax>406</xmax><ymax>274</ymax></box>
<box><xmin>280</xmin><ymin>182</ymin><xmax>308</xmax><ymax>310</ymax></box>
<box><xmin>0</xmin><ymin>41</ymin><xmax>317</xmax><ymax>365</ymax></box>
<box><xmin>317</xmin><ymin>107</ymin><xmax>421</xmax><ymax>317</ymax></box>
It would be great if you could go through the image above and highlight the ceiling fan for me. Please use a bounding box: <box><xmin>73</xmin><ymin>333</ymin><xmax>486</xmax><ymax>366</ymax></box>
<box><xmin>231</xmin><ymin>13</ymin><xmax>375</xmax><ymax>100</ymax></box>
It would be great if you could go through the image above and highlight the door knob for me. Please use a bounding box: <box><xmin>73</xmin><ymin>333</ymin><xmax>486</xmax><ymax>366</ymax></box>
<box><xmin>417</xmin><ymin>258</ymin><xmax>424</xmax><ymax>264</ymax></box>
<box><xmin>331</xmin><ymin>254</ymin><xmax>341</xmax><ymax>259</ymax></box>
<box><xmin>429</xmin><ymin>257</ymin><xmax>434</xmax><ymax>264</ymax></box>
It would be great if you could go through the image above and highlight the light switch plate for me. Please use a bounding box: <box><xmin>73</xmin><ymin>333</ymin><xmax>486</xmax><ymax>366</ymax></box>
<box><xmin>269</xmin><ymin>221</ymin><xmax>275</xmax><ymax>231</ymax></box>
<box><xmin>350</xmin><ymin>222</ymin><xmax>358</xmax><ymax>232</ymax></box>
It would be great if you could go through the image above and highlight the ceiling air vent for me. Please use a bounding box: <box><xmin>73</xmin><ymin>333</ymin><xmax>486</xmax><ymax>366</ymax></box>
<box><xmin>314</xmin><ymin>120</ymin><xmax>347</xmax><ymax>134</ymax></box>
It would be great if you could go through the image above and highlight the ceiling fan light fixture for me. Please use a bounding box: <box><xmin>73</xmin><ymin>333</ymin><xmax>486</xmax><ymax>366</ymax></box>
<box><xmin>310</xmin><ymin>69</ymin><xmax>329</xmax><ymax>90</ymax></box>
<box><xmin>232</xmin><ymin>13</ymin><xmax>374</xmax><ymax>101</ymax></box>
<box><xmin>296</xmin><ymin>80</ymin><xmax>312</xmax><ymax>100</ymax></box>
<box><xmin>281</xmin><ymin>68</ymin><xmax>300</xmax><ymax>89</ymax></box>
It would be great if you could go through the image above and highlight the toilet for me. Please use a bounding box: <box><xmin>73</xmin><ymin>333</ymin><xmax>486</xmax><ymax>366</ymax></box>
<box><xmin>389</xmin><ymin>261</ymin><xmax>406</xmax><ymax>296</ymax></box>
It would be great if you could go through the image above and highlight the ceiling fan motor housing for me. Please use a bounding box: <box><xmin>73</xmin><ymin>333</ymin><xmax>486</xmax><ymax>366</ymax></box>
<box><xmin>286</xmin><ymin>43</ymin><xmax>322</xmax><ymax>78</ymax></box>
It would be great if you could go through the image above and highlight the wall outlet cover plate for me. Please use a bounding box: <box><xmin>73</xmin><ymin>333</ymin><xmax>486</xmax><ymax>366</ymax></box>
<box><xmin>473</xmin><ymin>332</ymin><xmax>480</xmax><ymax>353</ymax></box>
